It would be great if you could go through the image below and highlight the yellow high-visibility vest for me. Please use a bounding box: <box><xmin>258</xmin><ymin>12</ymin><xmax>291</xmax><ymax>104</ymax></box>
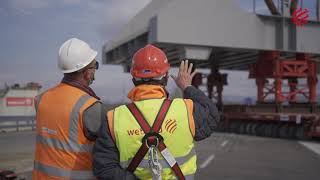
<box><xmin>108</xmin><ymin>98</ymin><xmax>197</xmax><ymax>180</ymax></box>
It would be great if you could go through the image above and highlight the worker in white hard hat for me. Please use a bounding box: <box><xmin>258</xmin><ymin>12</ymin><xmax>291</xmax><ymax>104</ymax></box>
<box><xmin>32</xmin><ymin>38</ymin><xmax>103</xmax><ymax>180</ymax></box>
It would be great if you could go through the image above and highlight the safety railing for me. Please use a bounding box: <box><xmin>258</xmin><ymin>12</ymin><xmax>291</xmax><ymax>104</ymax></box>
<box><xmin>0</xmin><ymin>116</ymin><xmax>35</xmax><ymax>132</ymax></box>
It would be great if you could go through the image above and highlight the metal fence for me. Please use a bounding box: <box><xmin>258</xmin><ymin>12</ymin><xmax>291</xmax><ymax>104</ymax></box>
<box><xmin>0</xmin><ymin>116</ymin><xmax>35</xmax><ymax>132</ymax></box>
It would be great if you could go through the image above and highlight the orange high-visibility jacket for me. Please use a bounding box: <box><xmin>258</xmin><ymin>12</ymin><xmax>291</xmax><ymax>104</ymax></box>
<box><xmin>32</xmin><ymin>83</ymin><xmax>98</xmax><ymax>180</ymax></box>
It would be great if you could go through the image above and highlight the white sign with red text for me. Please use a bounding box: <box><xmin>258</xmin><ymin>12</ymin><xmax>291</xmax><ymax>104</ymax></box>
<box><xmin>6</xmin><ymin>97</ymin><xmax>34</xmax><ymax>107</ymax></box>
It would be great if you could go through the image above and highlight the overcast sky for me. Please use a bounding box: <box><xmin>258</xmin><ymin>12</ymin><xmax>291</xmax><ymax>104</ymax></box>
<box><xmin>0</xmin><ymin>0</ymin><xmax>319</xmax><ymax>103</ymax></box>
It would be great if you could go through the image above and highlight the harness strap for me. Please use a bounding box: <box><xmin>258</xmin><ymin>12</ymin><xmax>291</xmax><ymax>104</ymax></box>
<box><xmin>158</xmin><ymin>142</ymin><xmax>185</xmax><ymax>179</ymax></box>
<box><xmin>126</xmin><ymin>99</ymin><xmax>185</xmax><ymax>179</ymax></box>
<box><xmin>126</xmin><ymin>100</ymin><xmax>171</xmax><ymax>171</ymax></box>
<box><xmin>126</xmin><ymin>144</ymin><xmax>148</xmax><ymax>172</ymax></box>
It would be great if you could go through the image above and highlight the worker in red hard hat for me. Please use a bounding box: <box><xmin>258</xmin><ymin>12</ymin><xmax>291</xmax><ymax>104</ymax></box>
<box><xmin>93</xmin><ymin>44</ymin><xmax>220</xmax><ymax>180</ymax></box>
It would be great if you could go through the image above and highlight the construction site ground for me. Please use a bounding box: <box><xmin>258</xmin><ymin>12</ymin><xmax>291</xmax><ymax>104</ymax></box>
<box><xmin>1</xmin><ymin>131</ymin><xmax>320</xmax><ymax>180</ymax></box>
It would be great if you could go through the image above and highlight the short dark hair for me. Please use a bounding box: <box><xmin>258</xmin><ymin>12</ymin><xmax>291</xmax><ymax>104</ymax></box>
<box><xmin>63</xmin><ymin>70</ymin><xmax>81</xmax><ymax>79</ymax></box>
<box><xmin>132</xmin><ymin>76</ymin><xmax>168</xmax><ymax>87</ymax></box>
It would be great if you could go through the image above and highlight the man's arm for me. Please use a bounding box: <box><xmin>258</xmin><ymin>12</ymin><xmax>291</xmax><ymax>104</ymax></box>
<box><xmin>184</xmin><ymin>86</ymin><xmax>220</xmax><ymax>141</ymax></box>
<box><xmin>83</xmin><ymin>102</ymin><xmax>102</xmax><ymax>141</ymax></box>
<box><xmin>171</xmin><ymin>60</ymin><xmax>220</xmax><ymax>141</ymax></box>
<box><xmin>92</xmin><ymin>110</ymin><xmax>138</xmax><ymax>180</ymax></box>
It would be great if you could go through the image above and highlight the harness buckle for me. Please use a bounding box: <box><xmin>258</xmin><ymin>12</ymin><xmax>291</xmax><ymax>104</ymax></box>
<box><xmin>142</xmin><ymin>132</ymin><xmax>164</xmax><ymax>148</ymax></box>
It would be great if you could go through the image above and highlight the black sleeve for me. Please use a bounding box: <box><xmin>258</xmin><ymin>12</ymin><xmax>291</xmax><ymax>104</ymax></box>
<box><xmin>183</xmin><ymin>86</ymin><xmax>220</xmax><ymax>141</ymax></box>
<box><xmin>92</xmin><ymin>110</ymin><xmax>139</xmax><ymax>180</ymax></box>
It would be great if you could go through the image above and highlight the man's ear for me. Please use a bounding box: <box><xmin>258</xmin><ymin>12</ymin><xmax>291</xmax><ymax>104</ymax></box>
<box><xmin>82</xmin><ymin>69</ymin><xmax>90</xmax><ymax>81</ymax></box>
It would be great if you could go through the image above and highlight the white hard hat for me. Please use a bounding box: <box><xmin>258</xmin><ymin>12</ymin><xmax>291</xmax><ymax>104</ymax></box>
<box><xmin>58</xmin><ymin>38</ymin><xmax>98</xmax><ymax>73</ymax></box>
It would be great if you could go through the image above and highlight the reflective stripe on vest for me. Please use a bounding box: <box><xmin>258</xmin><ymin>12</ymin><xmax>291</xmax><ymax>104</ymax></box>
<box><xmin>36</xmin><ymin>135</ymin><xmax>92</xmax><ymax>152</ymax></box>
<box><xmin>183</xmin><ymin>175</ymin><xmax>194</xmax><ymax>180</ymax></box>
<box><xmin>35</xmin><ymin>94</ymin><xmax>93</xmax><ymax>152</ymax></box>
<box><xmin>34</xmin><ymin>161</ymin><xmax>94</xmax><ymax>180</ymax></box>
<box><xmin>120</xmin><ymin>147</ymin><xmax>196</xmax><ymax>169</ymax></box>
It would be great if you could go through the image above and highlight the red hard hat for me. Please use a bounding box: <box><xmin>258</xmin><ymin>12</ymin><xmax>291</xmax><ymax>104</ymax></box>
<box><xmin>131</xmin><ymin>44</ymin><xmax>170</xmax><ymax>78</ymax></box>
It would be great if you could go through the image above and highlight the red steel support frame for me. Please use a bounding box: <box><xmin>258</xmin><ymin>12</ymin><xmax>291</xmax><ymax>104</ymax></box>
<box><xmin>207</xmin><ymin>70</ymin><xmax>228</xmax><ymax>108</ymax></box>
<box><xmin>206</xmin><ymin>52</ymin><xmax>228</xmax><ymax>109</ymax></box>
<box><xmin>249</xmin><ymin>51</ymin><xmax>318</xmax><ymax>104</ymax></box>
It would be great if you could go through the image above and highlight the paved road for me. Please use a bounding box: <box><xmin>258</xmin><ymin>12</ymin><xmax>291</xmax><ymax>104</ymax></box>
<box><xmin>1</xmin><ymin>131</ymin><xmax>320</xmax><ymax>180</ymax></box>
<box><xmin>195</xmin><ymin>133</ymin><xmax>320</xmax><ymax>180</ymax></box>
<box><xmin>0</xmin><ymin>131</ymin><xmax>34</xmax><ymax>175</ymax></box>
